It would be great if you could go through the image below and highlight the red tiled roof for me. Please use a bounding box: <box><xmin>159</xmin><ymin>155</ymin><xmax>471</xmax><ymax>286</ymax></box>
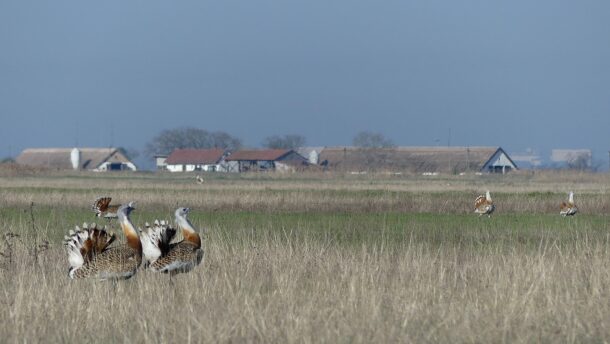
<box><xmin>165</xmin><ymin>149</ymin><xmax>225</xmax><ymax>165</ymax></box>
<box><xmin>225</xmin><ymin>149</ymin><xmax>291</xmax><ymax>161</ymax></box>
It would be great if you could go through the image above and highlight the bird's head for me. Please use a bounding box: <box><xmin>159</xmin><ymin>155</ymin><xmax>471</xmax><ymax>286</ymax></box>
<box><xmin>175</xmin><ymin>207</ymin><xmax>190</xmax><ymax>220</ymax></box>
<box><xmin>118</xmin><ymin>202</ymin><xmax>136</xmax><ymax>217</ymax></box>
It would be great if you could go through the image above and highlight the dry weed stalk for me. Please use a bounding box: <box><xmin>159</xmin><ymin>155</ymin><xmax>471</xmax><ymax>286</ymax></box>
<box><xmin>26</xmin><ymin>202</ymin><xmax>49</xmax><ymax>264</ymax></box>
<box><xmin>0</xmin><ymin>203</ymin><xmax>50</xmax><ymax>271</ymax></box>
<box><xmin>0</xmin><ymin>232</ymin><xmax>20</xmax><ymax>268</ymax></box>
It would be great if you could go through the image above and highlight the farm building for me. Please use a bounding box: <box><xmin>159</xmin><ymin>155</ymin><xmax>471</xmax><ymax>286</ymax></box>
<box><xmin>551</xmin><ymin>149</ymin><xmax>592</xmax><ymax>169</ymax></box>
<box><xmin>318</xmin><ymin>146</ymin><xmax>517</xmax><ymax>174</ymax></box>
<box><xmin>154</xmin><ymin>154</ymin><xmax>168</xmax><ymax>171</ymax></box>
<box><xmin>16</xmin><ymin>147</ymin><xmax>137</xmax><ymax>171</ymax></box>
<box><xmin>510</xmin><ymin>150</ymin><xmax>542</xmax><ymax>169</ymax></box>
<box><xmin>296</xmin><ymin>147</ymin><xmax>324</xmax><ymax>165</ymax></box>
<box><xmin>224</xmin><ymin>149</ymin><xmax>309</xmax><ymax>172</ymax></box>
<box><xmin>163</xmin><ymin>148</ymin><xmax>226</xmax><ymax>172</ymax></box>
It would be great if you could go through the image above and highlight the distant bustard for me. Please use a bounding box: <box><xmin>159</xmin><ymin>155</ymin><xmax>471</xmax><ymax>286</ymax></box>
<box><xmin>196</xmin><ymin>175</ymin><xmax>204</xmax><ymax>184</ymax></box>
<box><xmin>140</xmin><ymin>207</ymin><xmax>204</xmax><ymax>276</ymax></box>
<box><xmin>92</xmin><ymin>196</ymin><xmax>121</xmax><ymax>219</ymax></box>
<box><xmin>560</xmin><ymin>191</ymin><xmax>578</xmax><ymax>216</ymax></box>
<box><xmin>64</xmin><ymin>202</ymin><xmax>142</xmax><ymax>280</ymax></box>
<box><xmin>474</xmin><ymin>190</ymin><xmax>495</xmax><ymax>217</ymax></box>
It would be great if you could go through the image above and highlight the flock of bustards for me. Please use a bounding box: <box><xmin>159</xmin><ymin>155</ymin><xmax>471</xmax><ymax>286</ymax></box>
<box><xmin>64</xmin><ymin>197</ymin><xmax>203</xmax><ymax>280</ymax></box>
<box><xmin>63</xmin><ymin>191</ymin><xmax>577</xmax><ymax>281</ymax></box>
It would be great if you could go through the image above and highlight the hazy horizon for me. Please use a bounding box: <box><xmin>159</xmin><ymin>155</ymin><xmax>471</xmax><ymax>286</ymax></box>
<box><xmin>1</xmin><ymin>1</ymin><xmax>609</xmax><ymax>168</ymax></box>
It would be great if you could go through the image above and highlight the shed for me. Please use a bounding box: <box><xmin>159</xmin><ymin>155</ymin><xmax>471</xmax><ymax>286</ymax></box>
<box><xmin>551</xmin><ymin>149</ymin><xmax>592</xmax><ymax>169</ymax></box>
<box><xmin>154</xmin><ymin>154</ymin><xmax>168</xmax><ymax>171</ymax></box>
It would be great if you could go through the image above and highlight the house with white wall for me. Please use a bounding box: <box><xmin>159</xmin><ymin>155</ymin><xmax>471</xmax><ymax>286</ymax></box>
<box><xmin>224</xmin><ymin>149</ymin><xmax>309</xmax><ymax>172</ymax></box>
<box><xmin>164</xmin><ymin>148</ymin><xmax>226</xmax><ymax>172</ymax></box>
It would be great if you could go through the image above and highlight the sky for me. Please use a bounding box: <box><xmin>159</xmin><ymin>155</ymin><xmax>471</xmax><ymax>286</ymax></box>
<box><xmin>1</xmin><ymin>0</ymin><xmax>609</xmax><ymax>169</ymax></box>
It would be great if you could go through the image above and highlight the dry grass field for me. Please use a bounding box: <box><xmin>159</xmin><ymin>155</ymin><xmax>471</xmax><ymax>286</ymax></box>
<box><xmin>1</xmin><ymin>168</ymin><xmax>610</xmax><ymax>343</ymax></box>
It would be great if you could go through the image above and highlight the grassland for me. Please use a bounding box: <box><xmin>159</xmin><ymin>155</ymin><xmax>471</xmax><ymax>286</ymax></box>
<box><xmin>1</xmin><ymin>169</ymin><xmax>609</xmax><ymax>343</ymax></box>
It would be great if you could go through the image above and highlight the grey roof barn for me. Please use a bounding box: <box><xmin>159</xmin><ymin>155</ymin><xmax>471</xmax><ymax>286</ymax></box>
<box><xmin>16</xmin><ymin>148</ymin><xmax>137</xmax><ymax>171</ymax></box>
<box><xmin>318</xmin><ymin>146</ymin><xmax>517</xmax><ymax>174</ymax></box>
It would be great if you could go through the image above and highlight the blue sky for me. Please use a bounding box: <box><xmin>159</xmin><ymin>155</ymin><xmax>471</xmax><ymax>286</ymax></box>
<box><xmin>1</xmin><ymin>1</ymin><xmax>609</xmax><ymax>168</ymax></box>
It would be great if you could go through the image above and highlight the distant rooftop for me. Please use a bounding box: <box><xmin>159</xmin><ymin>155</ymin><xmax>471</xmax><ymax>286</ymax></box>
<box><xmin>551</xmin><ymin>149</ymin><xmax>592</xmax><ymax>162</ymax></box>
<box><xmin>15</xmin><ymin>147</ymin><xmax>134</xmax><ymax>170</ymax></box>
<box><xmin>319</xmin><ymin>146</ymin><xmax>516</xmax><ymax>173</ymax></box>
<box><xmin>226</xmin><ymin>149</ymin><xmax>293</xmax><ymax>161</ymax></box>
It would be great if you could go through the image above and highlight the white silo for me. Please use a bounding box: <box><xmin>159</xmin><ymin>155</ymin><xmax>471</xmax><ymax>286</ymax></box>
<box><xmin>70</xmin><ymin>148</ymin><xmax>81</xmax><ymax>170</ymax></box>
<box><xmin>308</xmin><ymin>150</ymin><xmax>319</xmax><ymax>165</ymax></box>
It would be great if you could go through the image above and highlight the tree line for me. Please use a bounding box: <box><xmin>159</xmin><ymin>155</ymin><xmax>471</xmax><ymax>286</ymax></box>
<box><xmin>141</xmin><ymin>127</ymin><xmax>395</xmax><ymax>159</ymax></box>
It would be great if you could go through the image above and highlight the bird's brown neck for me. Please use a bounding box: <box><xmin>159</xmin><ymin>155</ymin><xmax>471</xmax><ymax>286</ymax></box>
<box><xmin>121</xmin><ymin>220</ymin><xmax>142</xmax><ymax>252</ymax></box>
<box><xmin>177</xmin><ymin>217</ymin><xmax>201</xmax><ymax>248</ymax></box>
<box><xmin>183</xmin><ymin>230</ymin><xmax>201</xmax><ymax>248</ymax></box>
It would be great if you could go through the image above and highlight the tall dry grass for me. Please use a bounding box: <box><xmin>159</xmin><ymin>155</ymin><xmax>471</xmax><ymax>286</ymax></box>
<box><xmin>1</xmin><ymin>229</ymin><xmax>609</xmax><ymax>343</ymax></box>
<box><xmin>0</xmin><ymin>171</ymin><xmax>609</xmax><ymax>342</ymax></box>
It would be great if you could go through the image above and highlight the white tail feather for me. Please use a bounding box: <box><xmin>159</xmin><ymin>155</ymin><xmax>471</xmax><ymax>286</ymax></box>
<box><xmin>140</xmin><ymin>220</ymin><xmax>175</xmax><ymax>264</ymax></box>
<box><xmin>63</xmin><ymin>227</ymin><xmax>90</xmax><ymax>273</ymax></box>
<box><xmin>140</xmin><ymin>223</ymin><xmax>162</xmax><ymax>264</ymax></box>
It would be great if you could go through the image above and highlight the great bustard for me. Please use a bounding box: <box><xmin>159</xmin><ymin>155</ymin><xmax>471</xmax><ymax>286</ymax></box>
<box><xmin>140</xmin><ymin>207</ymin><xmax>203</xmax><ymax>275</ymax></box>
<box><xmin>474</xmin><ymin>190</ymin><xmax>495</xmax><ymax>217</ymax></box>
<box><xmin>64</xmin><ymin>202</ymin><xmax>142</xmax><ymax>280</ymax></box>
<box><xmin>196</xmin><ymin>175</ymin><xmax>204</xmax><ymax>184</ymax></box>
<box><xmin>560</xmin><ymin>191</ymin><xmax>578</xmax><ymax>216</ymax></box>
<box><xmin>92</xmin><ymin>196</ymin><xmax>121</xmax><ymax>219</ymax></box>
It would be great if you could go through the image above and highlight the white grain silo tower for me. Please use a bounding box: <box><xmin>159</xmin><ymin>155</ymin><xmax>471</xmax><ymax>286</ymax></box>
<box><xmin>70</xmin><ymin>148</ymin><xmax>81</xmax><ymax>170</ymax></box>
<box><xmin>308</xmin><ymin>150</ymin><xmax>319</xmax><ymax>165</ymax></box>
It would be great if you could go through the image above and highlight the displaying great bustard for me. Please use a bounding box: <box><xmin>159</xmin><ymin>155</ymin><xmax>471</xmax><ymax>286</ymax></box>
<box><xmin>196</xmin><ymin>175</ymin><xmax>204</xmax><ymax>184</ymax></box>
<box><xmin>474</xmin><ymin>190</ymin><xmax>495</xmax><ymax>217</ymax></box>
<box><xmin>92</xmin><ymin>196</ymin><xmax>121</xmax><ymax>219</ymax></box>
<box><xmin>560</xmin><ymin>191</ymin><xmax>578</xmax><ymax>216</ymax></box>
<box><xmin>64</xmin><ymin>202</ymin><xmax>142</xmax><ymax>280</ymax></box>
<box><xmin>140</xmin><ymin>207</ymin><xmax>203</xmax><ymax>276</ymax></box>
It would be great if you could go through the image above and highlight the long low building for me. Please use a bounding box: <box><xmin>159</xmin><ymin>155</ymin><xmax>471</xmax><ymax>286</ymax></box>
<box><xmin>16</xmin><ymin>147</ymin><xmax>137</xmax><ymax>171</ymax></box>
<box><xmin>224</xmin><ymin>149</ymin><xmax>309</xmax><ymax>172</ymax></box>
<box><xmin>318</xmin><ymin>146</ymin><xmax>517</xmax><ymax>174</ymax></box>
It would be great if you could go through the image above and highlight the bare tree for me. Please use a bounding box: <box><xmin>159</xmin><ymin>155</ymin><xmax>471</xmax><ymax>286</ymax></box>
<box><xmin>145</xmin><ymin>127</ymin><xmax>242</xmax><ymax>157</ymax></box>
<box><xmin>262</xmin><ymin>134</ymin><xmax>306</xmax><ymax>149</ymax></box>
<box><xmin>566</xmin><ymin>154</ymin><xmax>592</xmax><ymax>171</ymax></box>
<box><xmin>209</xmin><ymin>132</ymin><xmax>242</xmax><ymax>150</ymax></box>
<box><xmin>352</xmin><ymin>131</ymin><xmax>395</xmax><ymax>148</ymax></box>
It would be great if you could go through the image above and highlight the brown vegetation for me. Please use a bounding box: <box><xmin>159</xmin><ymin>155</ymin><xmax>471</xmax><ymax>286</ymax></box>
<box><xmin>0</xmin><ymin>171</ymin><xmax>609</xmax><ymax>342</ymax></box>
<box><xmin>2</xmin><ymin>230</ymin><xmax>609</xmax><ymax>342</ymax></box>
